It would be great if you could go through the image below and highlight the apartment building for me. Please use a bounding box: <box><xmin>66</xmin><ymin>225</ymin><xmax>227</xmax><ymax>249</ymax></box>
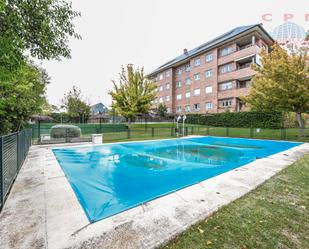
<box><xmin>148</xmin><ymin>24</ymin><xmax>274</xmax><ymax>114</ymax></box>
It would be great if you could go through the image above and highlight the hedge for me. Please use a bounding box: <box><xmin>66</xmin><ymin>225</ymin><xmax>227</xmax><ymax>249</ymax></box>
<box><xmin>185</xmin><ymin>111</ymin><xmax>284</xmax><ymax>129</ymax></box>
<box><xmin>50</xmin><ymin>124</ymin><xmax>81</xmax><ymax>138</ymax></box>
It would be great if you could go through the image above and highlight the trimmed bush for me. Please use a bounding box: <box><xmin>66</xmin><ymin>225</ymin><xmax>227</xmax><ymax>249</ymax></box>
<box><xmin>50</xmin><ymin>124</ymin><xmax>81</xmax><ymax>138</ymax></box>
<box><xmin>186</xmin><ymin>112</ymin><xmax>284</xmax><ymax>129</ymax></box>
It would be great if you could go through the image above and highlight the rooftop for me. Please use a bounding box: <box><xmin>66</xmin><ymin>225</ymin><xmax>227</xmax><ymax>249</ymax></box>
<box><xmin>149</xmin><ymin>23</ymin><xmax>274</xmax><ymax>76</ymax></box>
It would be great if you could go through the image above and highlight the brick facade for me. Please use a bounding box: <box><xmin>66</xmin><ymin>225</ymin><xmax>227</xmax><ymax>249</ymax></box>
<box><xmin>149</xmin><ymin>24</ymin><xmax>274</xmax><ymax>115</ymax></box>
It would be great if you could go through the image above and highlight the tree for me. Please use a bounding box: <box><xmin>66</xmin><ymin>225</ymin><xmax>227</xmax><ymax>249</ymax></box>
<box><xmin>244</xmin><ymin>44</ymin><xmax>309</xmax><ymax>137</ymax></box>
<box><xmin>0</xmin><ymin>0</ymin><xmax>81</xmax><ymax>61</ymax></box>
<box><xmin>0</xmin><ymin>62</ymin><xmax>49</xmax><ymax>134</ymax></box>
<box><xmin>156</xmin><ymin>103</ymin><xmax>168</xmax><ymax>118</ymax></box>
<box><xmin>109</xmin><ymin>65</ymin><xmax>156</xmax><ymax>123</ymax></box>
<box><xmin>62</xmin><ymin>86</ymin><xmax>91</xmax><ymax>123</ymax></box>
<box><xmin>0</xmin><ymin>0</ymin><xmax>80</xmax><ymax>134</ymax></box>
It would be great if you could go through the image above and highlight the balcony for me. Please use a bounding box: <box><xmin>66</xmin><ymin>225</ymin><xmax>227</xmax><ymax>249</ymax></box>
<box><xmin>218</xmin><ymin>66</ymin><xmax>255</xmax><ymax>82</ymax></box>
<box><xmin>218</xmin><ymin>45</ymin><xmax>260</xmax><ymax>65</ymax></box>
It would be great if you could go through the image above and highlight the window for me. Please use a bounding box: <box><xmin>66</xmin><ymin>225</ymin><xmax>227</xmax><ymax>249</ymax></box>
<box><xmin>176</xmin><ymin>94</ymin><xmax>182</xmax><ymax>100</ymax></box>
<box><xmin>205</xmin><ymin>86</ymin><xmax>213</xmax><ymax>94</ymax></box>
<box><xmin>194</xmin><ymin>103</ymin><xmax>200</xmax><ymax>112</ymax></box>
<box><xmin>205</xmin><ymin>69</ymin><xmax>213</xmax><ymax>78</ymax></box>
<box><xmin>185</xmin><ymin>105</ymin><xmax>191</xmax><ymax>112</ymax></box>
<box><xmin>176</xmin><ymin>81</ymin><xmax>182</xmax><ymax>88</ymax></box>
<box><xmin>194</xmin><ymin>58</ymin><xmax>201</xmax><ymax>66</ymax></box>
<box><xmin>206</xmin><ymin>102</ymin><xmax>213</xmax><ymax>110</ymax></box>
<box><xmin>166</xmin><ymin>83</ymin><xmax>170</xmax><ymax>90</ymax></box>
<box><xmin>165</xmin><ymin>95</ymin><xmax>170</xmax><ymax>101</ymax></box>
<box><xmin>185</xmin><ymin>78</ymin><xmax>191</xmax><ymax>85</ymax></box>
<box><xmin>159</xmin><ymin>97</ymin><xmax>163</xmax><ymax>103</ymax></box>
<box><xmin>155</xmin><ymin>87</ymin><xmax>158</xmax><ymax>92</ymax></box>
<box><xmin>220</xmin><ymin>46</ymin><xmax>233</xmax><ymax>56</ymax></box>
<box><xmin>167</xmin><ymin>108</ymin><xmax>171</xmax><ymax>113</ymax></box>
<box><xmin>159</xmin><ymin>85</ymin><xmax>163</xmax><ymax>91</ymax></box>
<box><xmin>237</xmin><ymin>80</ymin><xmax>251</xmax><ymax>88</ymax></box>
<box><xmin>185</xmin><ymin>92</ymin><xmax>191</xmax><ymax>98</ymax></box>
<box><xmin>177</xmin><ymin>68</ymin><xmax>183</xmax><ymax>75</ymax></box>
<box><xmin>159</xmin><ymin>74</ymin><xmax>163</xmax><ymax>80</ymax></box>
<box><xmin>205</xmin><ymin>53</ymin><xmax>213</xmax><ymax>62</ymax></box>
<box><xmin>165</xmin><ymin>71</ymin><xmax>170</xmax><ymax>77</ymax></box>
<box><xmin>194</xmin><ymin>73</ymin><xmax>200</xmax><ymax>81</ymax></box>
<box><xmin>185</xmin><ymin>63</ymin><xmax>191</xmax><ymax>72</ymax></box>
<box><xmin>219</xmin><ymin>81</ymin><xmax>233</xmax><ymax>91</ymax></box>
<box><xmin>220</xmin><ymin>63</ymin><xmax>233</xmax><ymax>74</ymax></box>
<box><xmin>194</xmin><ymin>89</ymin><xmax>200</xmax><ymax>96</ymax></box>
<box><xmin>219</xmin><ymin>98</ymin><xmax>233</xmax><ymax>107</ymax></box>
<box><xmin>176</xmin><ymin>106</ymin><xmax>182</xmax><ymax>113</ymax></box>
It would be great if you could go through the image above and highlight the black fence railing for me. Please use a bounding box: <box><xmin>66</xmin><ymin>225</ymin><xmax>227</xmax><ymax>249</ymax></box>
<box><xmin>0</xmin><ymin>129</ymin><xmax>32</xmax><ymax>211</ymax></box>
<box><xmin>30</xmin><ymin>122</ymin><xmax>309</xmax><ymax>144</ymax></box>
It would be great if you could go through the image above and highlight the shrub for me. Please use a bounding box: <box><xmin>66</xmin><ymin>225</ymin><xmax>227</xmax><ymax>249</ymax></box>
<box><xmin>50</xmin><ymin>124</ymin><xmax>81</xmax><ymax>138</ymax></box>
<box><xmin>186</xmin><ymin>111</ymin><xmax>284</xmax><ymax>129</ymax></box>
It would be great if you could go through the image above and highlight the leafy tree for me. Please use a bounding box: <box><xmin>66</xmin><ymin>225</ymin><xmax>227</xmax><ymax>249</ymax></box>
<box><xmin>156</xmin><ymin>103</ymin><xmax>168</xmax><ymax>118</ymax></box>
<box><xmin>0</xmin><ymin>0</ymin><xmax>81</xmax><ymax>62</ymax></box>
<box><xmin>0</xmin><ymin>62</ymin><xmax>49</xmax><ymax>134</ymax></box>
<box><xmin>244</xmin><ymin>44</ymin><xmax>309</xmax><ymax>137</ymax></box>
<box><xmin>109</xmin><ymin>65</ymin><xmax>156</xmax><ymax>123</ymax></box>
<box><xmin>62</xmin><ymin>86</ymin><xmax>91</xmax><ymax>123</ymax></box>
<box><xmin>0</xmin><ymin>0</ymin><xmax>80</xmax><ymax>133</ymax></box>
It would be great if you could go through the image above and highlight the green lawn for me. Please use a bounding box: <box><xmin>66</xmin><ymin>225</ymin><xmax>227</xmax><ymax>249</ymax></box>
<box><xmin>161</xmin><ymin>154</ymin><xmax>309</xmax><ymax>249</ymax></box>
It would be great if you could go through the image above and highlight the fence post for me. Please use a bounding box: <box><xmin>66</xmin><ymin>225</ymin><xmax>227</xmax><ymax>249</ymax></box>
<box><xmin>38</xmin><ymin>121</ymin><xmax>41</xmax><ymax>143</ymax></box>
<box><xmin>127</xmin><ymin>128</ymin><xmax>131</xmax><ymax>139</ymax></box>
<box><xmin>281</xmin><ymin>128</ymin><xmax>286</xmax><ymax>140</ymax></box>
<box><xmin>151</xmin><ymin>127</ymin><xmax>155</xmax><ymax>137</ymax></box>
<box><xmin>99</xmin><ymin>118</ymin><xmax>103</xmax><ymax>133</ymax></box>
<box><xmin>250</xmin><ymin>127</ymin><xmax>254</xmax><ymax>138</ymax></box>
<box><xmin>16</xmin><ymin>132</ymin><xmax>19</xmax><ymax>172</ymax></box>
<box><xmin>0</xmin><ymin>136</ymin><xmax>3</xmax><ymax>210</ymax></box>
<box><xmin>171</xmin><ymin>127</ymin><xmax>174</xmax><ymax>137</ymax></box>
<box><xmin>185</xmin><ymin>127</ymin><xmax>188</xmax><ymax>136</ymax></box>
<box><xmin>226</xmin><ymin>127</ymin><xmax>229</xmax><ymax>137</ymax></box>
<box><xmin>191</xmin><ymin>127</ymin><xmax>194</xmax><ymax>135</ymax></box>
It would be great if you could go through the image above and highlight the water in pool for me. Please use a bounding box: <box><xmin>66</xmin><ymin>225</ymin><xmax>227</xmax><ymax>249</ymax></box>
<box><xmin>52</xmin><ymin>136</ymin><xmax>300</xmax><ymax>222</ymax></box>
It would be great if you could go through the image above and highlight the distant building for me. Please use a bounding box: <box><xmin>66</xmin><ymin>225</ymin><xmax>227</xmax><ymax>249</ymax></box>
<box><xmin>91</xmin><ymin>103</ymin><xmax>109</xmax><ymax>115</ymax></box>
<box><xmin>89</xmin><ymin>103</ymin><xmax>110</xmax><ymax>123</ymax></box>
<box><xmin>270</xmin><ymin>22</ymin><xmax>306</xmax><ymax>42</ymax></box>
<box><xmin>148</xmin><ymin>23</ymin><xmax>274</xmax><ymax>114</ymax></box>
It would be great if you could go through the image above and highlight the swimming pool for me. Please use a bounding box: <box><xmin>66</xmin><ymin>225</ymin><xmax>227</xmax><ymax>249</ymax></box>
<box><xmin>52</xmin><ymin>136</ymin><xmax>301</xmax><ymax>222</ymax></box>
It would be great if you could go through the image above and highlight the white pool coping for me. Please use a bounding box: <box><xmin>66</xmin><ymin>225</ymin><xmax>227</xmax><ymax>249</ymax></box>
<box><xmin>0</xmin><ymin>136</ymin><xmax>309</xmax><ymax>249</ymax></box>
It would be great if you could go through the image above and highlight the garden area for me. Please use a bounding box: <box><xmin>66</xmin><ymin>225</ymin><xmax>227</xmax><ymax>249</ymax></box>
<box><xmin>162</xmin><ymin>154</ymin><xmax>309</xmax><ymax>249</ymax></box>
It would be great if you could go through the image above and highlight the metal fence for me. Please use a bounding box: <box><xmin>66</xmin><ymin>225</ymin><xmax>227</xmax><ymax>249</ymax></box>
<box><xmin>102</xmin><ymin>126</ymin><xmax>309</xmax><ymax>143</ymax></box>
<box><xmin>0</xmin><ymin>129</ymin><xmax>32</xmax><ymax>211</ymax></box>
<box><xmin>30</xmin><ymin>122</ymin><xmax>309</xmax><ymax>144</ymax></box>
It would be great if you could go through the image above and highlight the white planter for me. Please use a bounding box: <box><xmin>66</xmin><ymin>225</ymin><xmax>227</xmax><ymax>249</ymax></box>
<box><xmin>92</xmin><ymin>134</ymin><xmax>103</xmax><ymax>144</ymax></box>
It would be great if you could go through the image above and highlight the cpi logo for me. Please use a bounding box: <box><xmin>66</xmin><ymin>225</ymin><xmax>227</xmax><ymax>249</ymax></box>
<box><xmin>262</xmin><ymin>13</ymin><xmax>309</xmax><ymax>22</ymax></box>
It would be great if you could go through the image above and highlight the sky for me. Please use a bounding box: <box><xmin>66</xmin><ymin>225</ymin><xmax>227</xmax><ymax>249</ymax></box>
<box><xmin>42</xmin><ymin>0</ymin><xmax>309</xmax><ymax>107</ymax></box>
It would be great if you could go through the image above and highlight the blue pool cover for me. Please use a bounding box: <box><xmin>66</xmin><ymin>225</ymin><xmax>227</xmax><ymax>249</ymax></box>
<box><xmin>52</xmin><ymin>136</ymin><xmax>300</xmax><ymax>222</ymax></box>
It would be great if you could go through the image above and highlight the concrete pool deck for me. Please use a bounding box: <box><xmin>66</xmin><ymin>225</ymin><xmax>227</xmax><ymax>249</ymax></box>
<box><xmin>0</xmin><ymin>137</ymin><xmax>309</xmax><ymax>249</ymax></box>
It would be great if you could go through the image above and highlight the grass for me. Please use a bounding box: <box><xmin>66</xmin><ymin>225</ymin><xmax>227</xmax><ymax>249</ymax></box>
<box><xmin>161</xmin><ymin>154</ymin><xmax>309</xmax><ymax>249</ymax></box>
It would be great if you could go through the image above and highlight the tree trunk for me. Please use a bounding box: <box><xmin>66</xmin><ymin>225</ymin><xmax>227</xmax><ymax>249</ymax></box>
<box><xmin>296</xmin><ymin>112</ymin><xmax>305</xmax><ymax>138</ymax></box>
